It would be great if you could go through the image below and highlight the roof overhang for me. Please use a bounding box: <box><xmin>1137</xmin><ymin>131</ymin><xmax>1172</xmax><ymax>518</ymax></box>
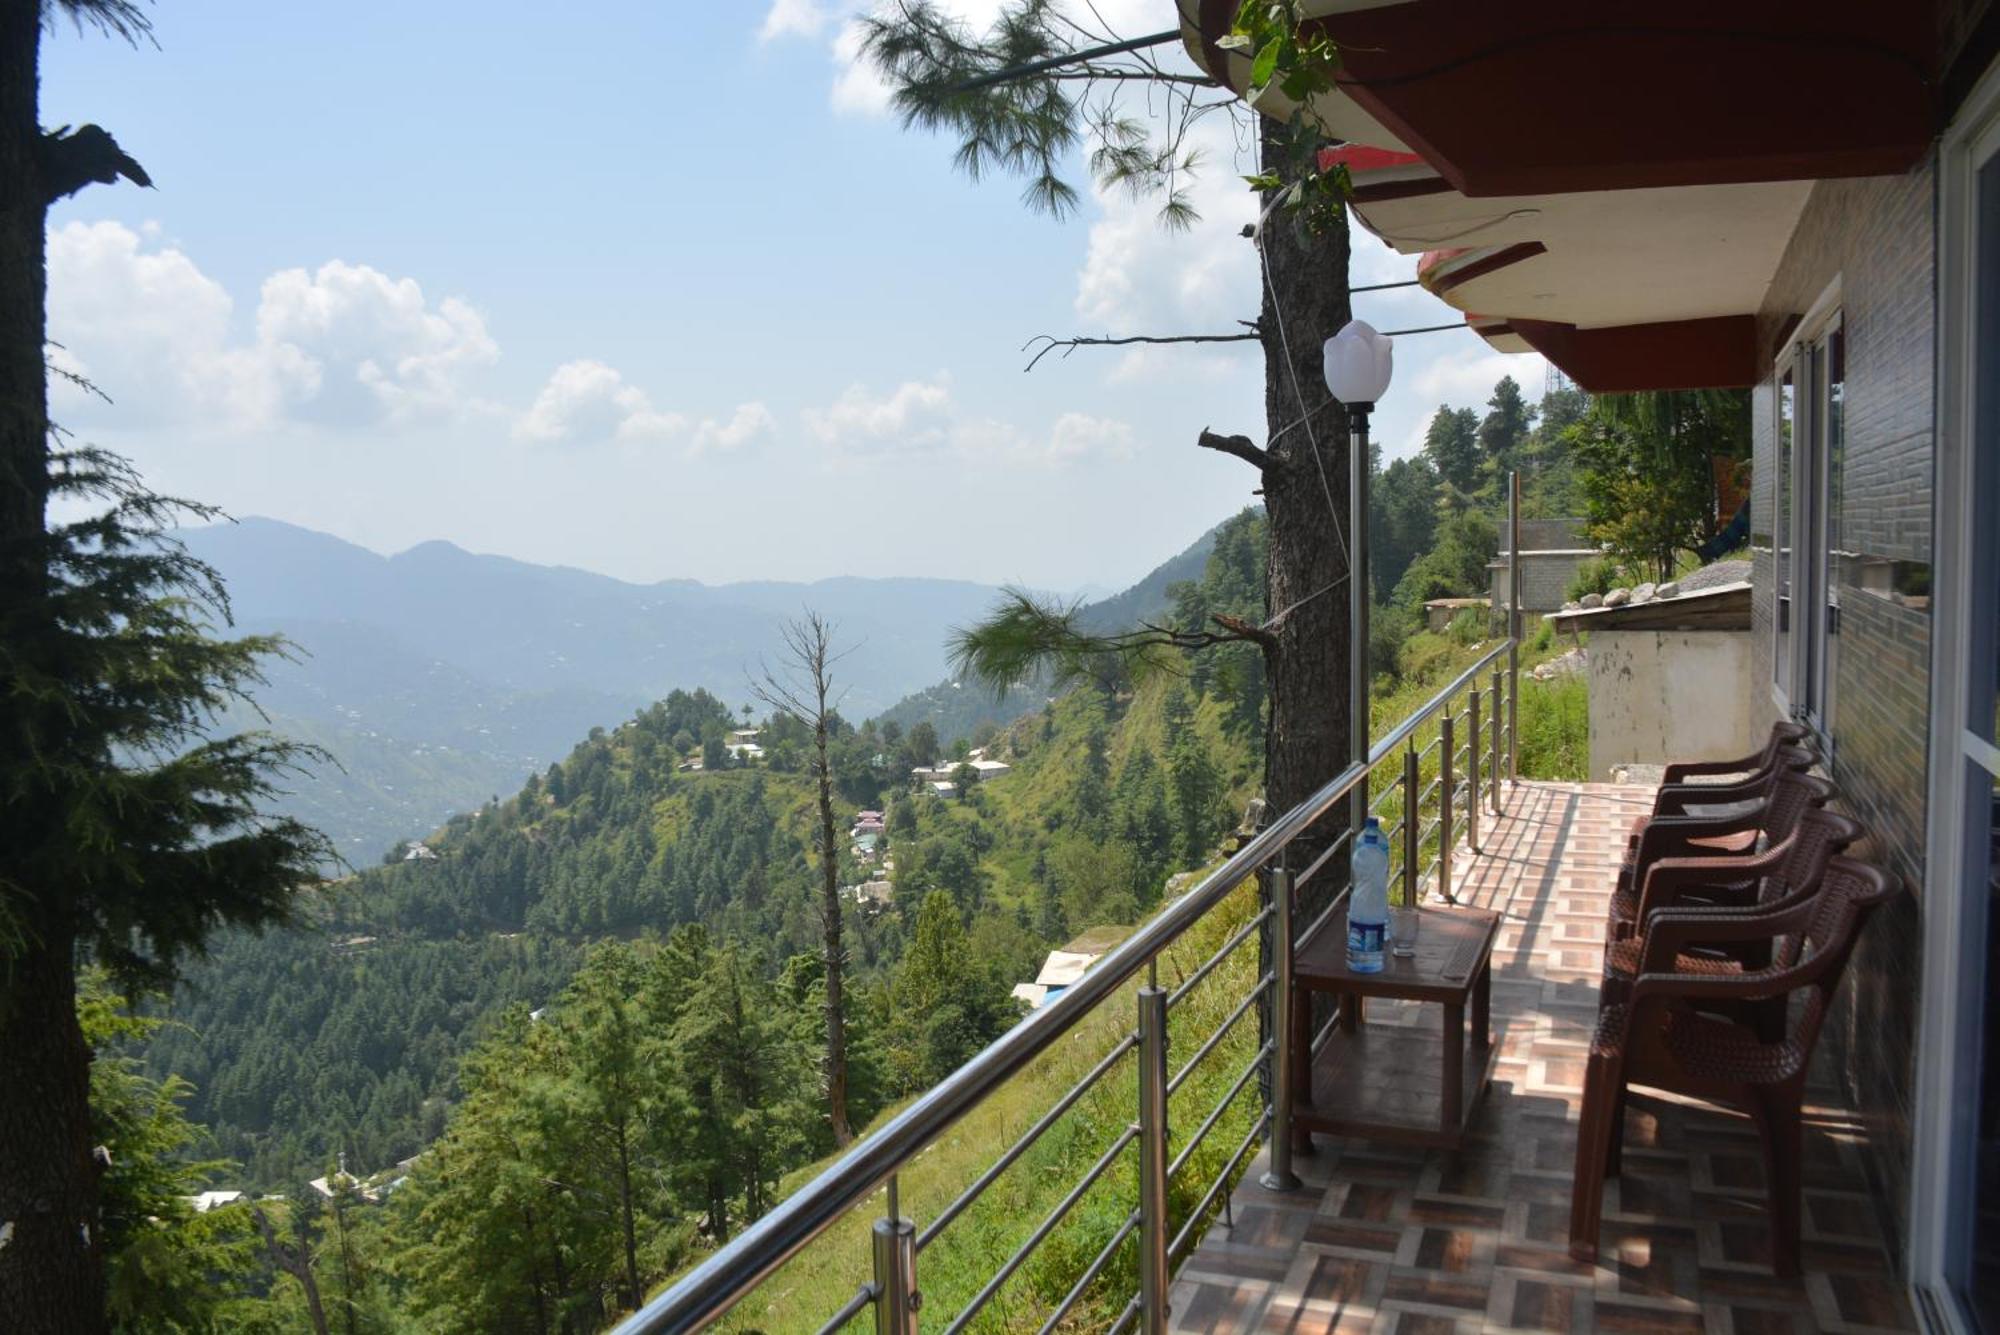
<box><xmin>1187</xmin><ymin>1</ymin><xmax>1936</xmax><ymax>197</ymax></box>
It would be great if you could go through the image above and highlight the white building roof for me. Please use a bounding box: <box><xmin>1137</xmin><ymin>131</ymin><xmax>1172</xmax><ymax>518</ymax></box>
<box><xmin>1034</xmin><ymin>949</ymin><xmax>1102</xmax><ymax>989</ymax></box>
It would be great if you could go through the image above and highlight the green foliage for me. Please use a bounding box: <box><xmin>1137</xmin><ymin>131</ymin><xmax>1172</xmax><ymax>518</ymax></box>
<box><xmin>1422</xmin><ymin>405</ymin><xmax>1481</xmax><ymax>493</ymax></box>
<box><xmin>1565</xmin><ymin>556</ymin><xmax>1624</xmax><ymax>602</ymax></box>
<box><xmin>1571</xmin><ymin>389</ymin><xmax>1750</xmax><ymax>582</ymax></box>
<box><xmin>81</xmin><ymin>972</ymin><xmax>266</xmax><ymax>1332</ymax></box>
<box><xmin>3</xmin><ymin>449</ymin><xmax>332</xmax><ymax>980</ymax></box>
<box><xmin>1477</xmin><ymin>374</ymin><xmax>1533</xmax><ymax>472</ymax></box>
<box><xmin>1224</xmin><ymin>2</ymin><xmax>1350</xmax><ymax>234</ymax></box>
<box><xmin>1370</xmin><ymin>455</ymin><xmax>1440</xmax><ymax>600</ymax></box>
<box><xmin>1393</xmin><ymin>508</ymin><xmax>1498</xmax><ymax>607</ymax></box>
<box><xmin>1516</xmin><ymin>672</ymin><xmax>1589</xmax><ymax>781</ymax></box>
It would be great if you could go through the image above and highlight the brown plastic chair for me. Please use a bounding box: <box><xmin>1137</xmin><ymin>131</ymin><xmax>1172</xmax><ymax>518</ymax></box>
<box><xmin>1569</xmin><ymin>855</ymin><xmax>1902</xmax><ymax>1275</ymax></box>
<box><xmin>1609</xmin><ymin>768</ymin><xmax>1835</xmax><ymax>941</ymax></box>
<box><xmin>1623</xmin><ymin>740</ymin><xmax>1819</xmax><ymax>852</ymax></box>
<box><xmin>1600</xmin><ymin>807</ymin><xmax>1864</xmax><ymax>1012</ymax></box>
<box><xmin>1661</xmin><ymin>719</ymin><xmax>1813</xmax><ymax>786</ymax></box>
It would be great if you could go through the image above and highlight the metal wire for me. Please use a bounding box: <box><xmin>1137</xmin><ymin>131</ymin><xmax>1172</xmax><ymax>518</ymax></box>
<box><xmin>919</xmin><ymin>1033</ymin><xmax>1138</xmax><ymax>1250</ymax></box>
<box><xmin>1035</xmin><ymin>1215</ymin><xmax>1139</xmax><ymax>1335</ymax></box>
<box><xmin>1169</xmin><ymin>1110</ymin><xmax>1269</xmax><ymax>1260</ymax></box>
<box><xmin>1168</xmin><ymin>975</ymin><xmax>1270</xmax><ymax>1095</ymax></box>
<box><xmin>1291</xmin><ymin>826</ymin><xmax>1354</xmax><ymax>891</ymax></box>
<box><xmin>1167</xmin><ymin>906</ymin><xmax>1272</xmax><ymax>1009</ymax></box>
<box><xmin>1168</xmin><ymin>1043</ymin><xmax>1268</xmax><ymax>1180</ymax></box>
<box><xmin>815</xmin><ymin>1284</ymin><xmax>875</xmax><ymax>1335</ymax></box>
<box><xmin>942</xmin><ymin>1127</ymin><xmax>1138</xmax><ymax>1334</ymax></box>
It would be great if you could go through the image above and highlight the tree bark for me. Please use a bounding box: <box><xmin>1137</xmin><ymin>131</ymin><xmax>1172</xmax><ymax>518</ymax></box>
<box><xmin>813</xmin><ymin>690</ymin><xmax>851</xmax><ymax>1147</ymax></box>
<box><xmin>1251</xmin><ymin>123</ymin><xmax>1353</xmax><ymax>894</ymax></box>
<box><xmin>0</xmin><ymin>5</ymin><xmax>106</xmax><ymax>1327</ymax></box>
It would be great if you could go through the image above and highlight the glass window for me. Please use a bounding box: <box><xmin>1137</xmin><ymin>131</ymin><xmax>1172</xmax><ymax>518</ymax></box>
<box><xmin>1775</xmin><ymin>366</ymin><xmax>1795</xmax><ymax>695</ymax></box>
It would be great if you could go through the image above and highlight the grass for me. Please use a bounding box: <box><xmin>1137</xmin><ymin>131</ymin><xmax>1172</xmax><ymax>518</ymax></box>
<box><xmin>675</xmin><ymin>875</ymin><xmax>1266</xmax><ymax>1334</ymax></box>
<box><xmin>650</xmin><ymin>628</ymin><xmax>1592</xmax><ymax>1333</ymax></box>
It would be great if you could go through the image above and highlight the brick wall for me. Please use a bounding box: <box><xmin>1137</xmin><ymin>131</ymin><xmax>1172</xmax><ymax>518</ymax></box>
<box><xmin>1748</xmin><ymin>161</ymin><xmax>1936</xmax><ymax>1258</ymax></box>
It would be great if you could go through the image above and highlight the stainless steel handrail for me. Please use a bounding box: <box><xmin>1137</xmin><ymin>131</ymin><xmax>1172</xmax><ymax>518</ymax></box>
<box><xmin>612</xmin><ymin>750</ymin><xmax>1374</xmax><ymax>1333</ymax></box>
<box><xmin>615</xmin><ymin>624</ymin><xmax>1524</xmax><ymax>1334</ymax></box>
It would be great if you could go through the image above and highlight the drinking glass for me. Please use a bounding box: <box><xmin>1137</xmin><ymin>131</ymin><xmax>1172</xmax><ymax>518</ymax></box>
<box><xmin>1390</xmin><ymin>905</ymin><xmax>1420</xmax><ymax>958</ymax></box>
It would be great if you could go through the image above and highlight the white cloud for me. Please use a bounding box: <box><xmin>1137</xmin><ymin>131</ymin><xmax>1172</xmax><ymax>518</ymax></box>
<box><xmin>802</xmin><ymin>374</ymin><xmax>1134</xmax><ymax>466</ymax></box>
<box><xmin>1072</xmin><ymin>119</ymin><xmax>1261</xmax><ymax>381</ymax></box>
<box><xmin>760</xmin><ymin>0</ymin><xmax>834</xmax><ymax>42</ymax></box>
<box><xmin>1046</xmin><ymin>412</ymin><xmax>1136</xmax><ymax>463</ymax></box>
<box><xmin>829</xmin><ymin>20</ymin><xmax>895</xmax><ymax>117</ymax></box>
<box><xmin>691</xmin><ymin>401</ymin><xmax>775</xmax><ymax>455</ymax></box>
<box><xmin>804</xmin><ymin>374</ymin><xmax>955</xmax><ymax>454</ymax></box>
<box><xmin>254</xmin><ymin>261</ymin><xmax>499</xmax><ymax>424</ymax></box>
<box><xmin>46</xmin><ymin>221</ymin><xmax>497</xmax><ymax>431</ymax></box>
<box><xmin>515</xmin><ymin>360</ymin><xmax>686</xmax><ymax>446</ymax></box>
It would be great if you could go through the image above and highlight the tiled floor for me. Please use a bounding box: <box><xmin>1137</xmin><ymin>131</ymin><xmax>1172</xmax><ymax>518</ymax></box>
<box><xmin>1171</xmin><ymin>782</ymin><xmax>1915</xmax><ymax>1335</ymax></box>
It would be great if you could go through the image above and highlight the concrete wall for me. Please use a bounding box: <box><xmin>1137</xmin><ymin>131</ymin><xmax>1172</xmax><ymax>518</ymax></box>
<box><xmin>1489</xmin><ymin>550</ymin><xmax>1598</xmax><ymax>613</ymax></box>
<box><xmin>1586</xmin><ymin>630</ymin><xmax>1754</xmax><ymax>778</ymax></box>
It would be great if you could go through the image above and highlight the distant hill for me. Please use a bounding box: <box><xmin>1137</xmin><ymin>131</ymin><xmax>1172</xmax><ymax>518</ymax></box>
<box><xmin>180</xmin><ymin>518</ymin><xmax>1008</xmax><ymax>862</ymax></box>
<box><xmin>869</xmin><ymin>514</ymin><xmax>1240</xmax><ymax>743</ymax></box>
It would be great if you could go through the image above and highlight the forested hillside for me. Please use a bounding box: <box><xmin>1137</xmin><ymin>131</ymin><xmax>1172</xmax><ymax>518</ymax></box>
<box><xmin>177</xmin><ymin>518</ymin><xmax>1010</xmax><ymax>865</ymax></box>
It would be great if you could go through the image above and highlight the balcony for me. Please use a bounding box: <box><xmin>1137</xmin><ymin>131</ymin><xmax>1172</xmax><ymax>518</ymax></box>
<box><xmin>622</xmin><ymin>607</ymin><xmax>1908</xmax><ymax>1335</ymax></box>
<box><xmin>1171</xmin><ymin>781</ymin><xmax>1913</xmax><ymax>1335</ymax></box>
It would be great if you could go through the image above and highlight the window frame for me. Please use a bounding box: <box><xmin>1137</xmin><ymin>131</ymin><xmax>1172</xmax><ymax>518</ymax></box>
<box><xmin>1771</xmin><ymin>279</ymin><xmax>1843</xmax><ymax>746</ymax></box>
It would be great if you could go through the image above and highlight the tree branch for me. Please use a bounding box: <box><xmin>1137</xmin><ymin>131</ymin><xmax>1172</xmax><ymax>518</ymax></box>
<box><xmin>1022</xmin><ymin>324</ymin><xmax>1260</xmax><ymax>372</ymax></box>
<box><xmin>1196</xmin><ymin>428</ymin><xmax>1269</xmax><ymax>472</ymax></box>
<box><xmin>39</xmin><ymin>124</ymin><xmax>151</xmax><ymax>204</ymax></box>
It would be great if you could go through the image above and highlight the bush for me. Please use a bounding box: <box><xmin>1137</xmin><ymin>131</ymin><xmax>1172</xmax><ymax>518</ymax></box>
<box><xmin>1566</xmin><ymin>557</ymin><xmax>1622</xmax><ymax>602</ymax></box>
<box><xmin>1370</xmin><ymin>603</ymin><xmax>1418</xmax><ymax>684</ymax></box>
<box><xmin>1445</xmin><ymin>608</ymin><xmax>1485</xmax><ymax>646</ymax></box>
<box><xmin>1396</xmin><ymin>630</ymin><xmax>1456</xmax><ymax>686</ymax></box>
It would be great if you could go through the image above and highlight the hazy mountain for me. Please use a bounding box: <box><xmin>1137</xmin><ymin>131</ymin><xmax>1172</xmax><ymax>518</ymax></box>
<box><xmin>873</xmin><ymin>514</ymin><xmax>1240</xmax><ymax>742</ymax></box>
<box><xmin>181</xmin><ymin>518</ymin><xmax>1008</xmax><ymax>862</ymax></box>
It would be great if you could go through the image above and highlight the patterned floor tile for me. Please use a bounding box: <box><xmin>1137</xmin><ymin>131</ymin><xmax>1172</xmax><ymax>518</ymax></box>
<box><xmin>1169</xmin><ymin>783</ymin><xmax>1911</xmax><ymax>1335</ymax></box>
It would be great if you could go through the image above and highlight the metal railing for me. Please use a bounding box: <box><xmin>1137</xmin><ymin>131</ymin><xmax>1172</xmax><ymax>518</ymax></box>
<box><xmin>618</xmin><ymin>483</ymin><xmax>1526</xmax><ymax>1335</ymax></box>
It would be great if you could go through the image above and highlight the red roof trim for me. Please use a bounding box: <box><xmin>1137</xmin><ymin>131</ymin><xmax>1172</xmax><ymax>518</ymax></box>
<box><xmin>1318</xmin><ymin>144</ymin><xmax>1427</xmax><ymax>174</ymax></box>
<box><xmin>1510</xmin><ymin>316</ymin><xmax>1759</xmax><ymax>392</ymax></box>
<box><xmin>1420</xmin><ymin>242</ymin><xmax>1548</xmax><ymax>296</ymax></box>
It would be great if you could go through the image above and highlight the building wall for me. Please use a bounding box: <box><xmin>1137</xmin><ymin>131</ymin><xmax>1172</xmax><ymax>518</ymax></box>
<box><xmin>1586</xmin><ymin>630</ymin><xmax>1753</xmax><ymax>779</ymax></box>
<box><xmin>1489</xmin><ymin>551</ymin><xmax>1596</xmax><ymax>613</ymax></box>
<box><xmin>1748</xmin><ymin>160</ymin><xmax>1936</xmax><ymax>1256</ymax></box>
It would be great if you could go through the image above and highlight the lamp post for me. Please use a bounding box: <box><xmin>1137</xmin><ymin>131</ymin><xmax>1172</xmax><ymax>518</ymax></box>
<box><xmin>1322</xmin><ymin>320</ymin><xmax>1394</xmax><ymax>839</ymax></box>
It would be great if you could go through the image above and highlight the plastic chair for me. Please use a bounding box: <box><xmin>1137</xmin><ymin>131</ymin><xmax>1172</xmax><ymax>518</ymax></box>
<box><xmin>1568</xmin><ymin>856</ymin><xmax>1902</xmax><ymax>1275</ymax></box>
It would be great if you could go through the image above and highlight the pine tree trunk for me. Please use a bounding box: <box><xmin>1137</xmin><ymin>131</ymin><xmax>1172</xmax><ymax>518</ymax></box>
<box><xmin>0</xmin><ymin>6</ymin><xmax>103</xmax><ymax>1326</ymax></box>
<box><xmin>1255</xmin><ymin>125</ymin><xmax>1354</xmax><ymax>890</ymax></box>
<box><xmin>615</xmin><ymin>1121</ymin><xmax>640</xmax><ymax>1310</ymax></box>
<box><xmin>815</xmin><ymin>712</ymin><xmax>851</xmax><ymax>1147</ymax></box>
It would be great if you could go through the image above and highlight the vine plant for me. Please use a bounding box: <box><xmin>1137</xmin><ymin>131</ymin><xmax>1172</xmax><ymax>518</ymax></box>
<box><xmin>1218</xmin><ymin>2</ymin><xmax>1351</xmax><ymax>234</ymax></box>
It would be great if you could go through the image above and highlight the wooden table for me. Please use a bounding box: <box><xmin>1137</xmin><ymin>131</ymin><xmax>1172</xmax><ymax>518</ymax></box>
<box><xmin>1287</xmin><ymin>902</ymin><xmax>1501</xmax><ymax>1150</ymax></box>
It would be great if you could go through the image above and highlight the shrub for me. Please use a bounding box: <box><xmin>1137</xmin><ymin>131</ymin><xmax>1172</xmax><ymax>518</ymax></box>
<box><xmin>1397</xmin><ymin>630</ymin><xmax>1456</xmax><ymax>686</ymax></box>
<box><xmin>1446</xmin><ymin>608</ymin><xmax>1485</xmax><ymax>646</ymax></box>
<box><xmin>1566</xmin><ymin>557</ymin><xmax>1622</xmax><ymax>602</ymax></box>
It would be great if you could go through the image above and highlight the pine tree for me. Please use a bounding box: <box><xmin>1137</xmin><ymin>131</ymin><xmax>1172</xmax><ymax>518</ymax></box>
<box><xmin>1478</xmin><ymin>375</ymin><xmax>1534</xmax><ymax>473</ymax></box>
<box><xmin>1423</xmin><ymin>405</ymin><xmax>1482</xmax><ymax>493</ymax></box>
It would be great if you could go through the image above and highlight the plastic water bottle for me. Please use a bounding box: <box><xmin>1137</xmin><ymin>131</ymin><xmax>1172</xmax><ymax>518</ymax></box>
<box><xmin>1347</xmin><ymin>817</ymin><xmax>1390</xmax><ymax>974</ymax></box>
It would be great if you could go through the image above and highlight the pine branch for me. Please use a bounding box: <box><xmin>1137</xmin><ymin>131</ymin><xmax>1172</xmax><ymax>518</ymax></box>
<box><xmin>951</xmin><ymin>589</ymin><xmax>1270</xmax><ymax>696</ymax></box>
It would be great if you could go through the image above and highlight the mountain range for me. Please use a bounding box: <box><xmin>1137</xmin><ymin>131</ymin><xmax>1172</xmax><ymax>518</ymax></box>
<box><xmin>181</xmin><ymin>517</ymin><xmax>1227</xmax><ymax>863</ymax></box>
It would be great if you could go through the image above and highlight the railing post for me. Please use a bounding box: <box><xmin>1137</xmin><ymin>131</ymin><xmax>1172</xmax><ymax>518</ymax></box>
<box><xmin>1466</xmin><ymin>685</ymin><xmax>1482</xmax><ymax>853</ymax></box>
<box><xmin>1401</xmin><ymin>747</ymin><xmax>1420</xmax><ymax>906</ymax></box>
<box><xmin>1260</xmin><ymin>869</ymin><xmax>1302</xmax><ymax>1193</ymax></box>
<box><xmin>1137</xmin><ymin>974</ymin><xmax>1171</xmax><ymax>1334</ymax></box>
<box><xmin>1508</xmin><ymin>470</ymin><xmax>1522</xmax><ymax>783</ymax></box>
<box><xmin>871</xmin><ymin>1177</ymin><xmax>917</xmax><ymax>1335</ymax></box>
<box><xmin>1489</xmin><ymin>669</ymin><xmax>1504</xmax><ymax>817</ymax></box>
<box><xmin>1438</xmin><ymin>710</ymin><xmax>1456</xmax><ymax>905</ymax></box>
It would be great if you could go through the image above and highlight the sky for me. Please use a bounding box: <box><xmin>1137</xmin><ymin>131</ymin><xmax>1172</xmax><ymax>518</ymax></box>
<box><xmin>40</xmin><ymin>1</ymin><xmax>1547</xmax><ymax>592</ymax></box>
